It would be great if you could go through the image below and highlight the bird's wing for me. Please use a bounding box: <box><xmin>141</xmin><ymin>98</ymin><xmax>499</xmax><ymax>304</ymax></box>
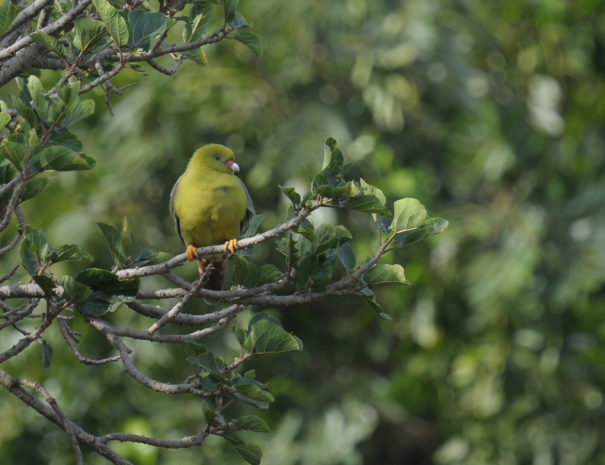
<box><xmin>239</xmin><ymin>177</ymin><xmax>255</xmax><ymax>236</ymax></box>
<box><xmin>169</xmin><ymin>176</ymin><xmax>185</xmax><ymax>246</ymax></box>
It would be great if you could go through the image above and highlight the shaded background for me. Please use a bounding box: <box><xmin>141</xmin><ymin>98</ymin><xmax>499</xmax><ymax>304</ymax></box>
<box><xmin>2</xmin><ymin>0</ymin><xmax>605</xmax><ymax>463</ymax></box>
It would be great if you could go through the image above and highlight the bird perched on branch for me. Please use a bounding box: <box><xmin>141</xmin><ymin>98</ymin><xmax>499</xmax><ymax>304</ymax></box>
<box><xmin>170</xmin><ymin>144</ymin><xmax>255</xmax><ymax>290</ymax></box>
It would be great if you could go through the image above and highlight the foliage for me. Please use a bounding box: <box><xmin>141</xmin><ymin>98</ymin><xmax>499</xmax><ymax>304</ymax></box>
<box><xmin>3</xmin><ymin>0</ymin><xmax>605</xmax><ymax>464</ymax></box>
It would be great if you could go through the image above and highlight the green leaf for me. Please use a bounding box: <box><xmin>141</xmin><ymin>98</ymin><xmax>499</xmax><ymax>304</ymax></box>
<box><xmin>75</xmin><ymin>268</ymin><xmax>139</xmax><ymax>295</ymax></box>
<box><xmin>79</xmin><ymin>292</ymin><xmax>135</xmax><ymax>316</ymax></box>
<box><xmin>229</xmin><ymin>11</ymin><xmax>250</xmax><ymax>29</ymax></box>
<box><xmin>96</xmin><ymin>222</ymin><xmax>128</xmax><ymax>267</ymax></box>
<box><xmin>46</xmin><ymin>129</ymin><xmax>83</xmax><ymax>152</ymax></box>
<box><xmin>62</xmin><ymin>100</ymin><xmax>95</xmax><ymax>127</ymax></box>
<box><xmin>184</xmin><ymin>4</ymin><xmax>215</xmax><ymax>43</ymax></box>
<box><xmin>127</xmin><ymin>10</ymin><xmax>167</xmax><ymax>49</ymax></box>
<box><xmin>232</xmin><ymin>255</ymin><xmax>282</xmax><ymax>287</ymax></box>
<box><xmin>192</xmin><ymin>352</ymin><xmax>223</xmax><ymax>375</ymax></box>
<box><xmin>426</xmin><ymin>217</ymin><xmax>449</xmax><ymax>235</ymax></box>
<box><xmin>279</xmin><ymin>186</ymin><xmax>301</xmax><ymax>207</ymax></box>
<box><xmin>73</xmin><ymin>16</ymin><xmax>107</xmax><ymax>51</ymax></box>
<box><xmin>20</xmin><ymin>226</ymin><xmax>49</xmax><ymax>275</ymax></box>
<box><xmin>0</xmin><ymin>0</ymin><xmax>20</xmax><ymax>36</ymax></box>
<box><xmin>244</xmin><ymin>313</ymin><xmax>302</xmax><ymax>354</ymax></box>
<box><xmin>19</xmin><ymin>177</ymin><xmax>49</xmax><ymax>202</ymax></box>
<box><xmin>27</xmin><ymin>76</ymin><xmax>49</xmax><ymax>119</ymax></box>
<box><xmin>1</xmin><ymin>133</ymin><xmax>27</xmax><ymax>169</ymax></box>
<box><xmin>390</xmin><ymin>198</ymin><xmax>428</xmax><ymax>233</ymax></box>
<box><xmin>233</xmin><ymin>377</ymin><xmax>275</xmax><ymax>409</ymax></box>
<box><xmin>232</xmin><ymin>442</ymin><xmax>262</xmax><ymax>465</ymax></box>
<box><xmin>312</xmin><ymin>224</ymin><xmax>352</xmax><ymax>255</ymax></box>
<box><xmin>92</xmin><ymin>0</ymin><xmax>129</xmax><ymax>46</ymax></box>
<box><xmin>232</xmin><ymin>325</ymin><xmax>246</xmax><ymax>346</ymax></box>
<box><xmin>186</xmin><ymin>47</ymin><xmax>208</xmax><ymax>65</ymax></box>
<box><xmin>30</xmin><ymin>31</ymin><xmax>67</xmax><ymax>57</ymax></box>
<box><xmin>33</xmin><ymin>146</ymin><xmax>96</xmax><ymax>172</ymax></box>
<box><xmin>60</xmin><ymin>275</ymin><xmax>93</xmax><ymax>305</ymax></box>
<box><xmin>346</xmin><ymin>179</ymin><xmax>391</xmax><ymax>215</ymax></box>
<box><xmin>41</xmin><ymin>340</ymin><xmax>54</xmax><ymax>370</ymax></box>
<box><xmin>49</xmin><ymin>244</ymin><xmax>93</xmax><ymax>263</ymax></box>
<box><xmin>0</xmin><ymin>111</ymin><xmax>11</xmax><ymax>130</ymax></box>
<box><xmin>235</xmin><ymin>415</ymin><xmax>269</xmax><ymax>432</ymax></box>
<box><xmin>364</xmin><ymin>263</ymin><xmax>409</xmax><ymax>286</ymax></box>
<box><xmin>312</xmin><ymin>138</ymin><xmax>345</xmax><ymax>194</ymax></box>
<box><xmin>337</xmin><ymin>242</ymin><xmax>356</xmax><ymax>270</ymax></box>
<box><xmin>232</xmin><ymin>29</ymin><xmax>262</xmax><ymax>56</ymax></box>
<box><xmin>223</xmin><ymin>0</ymin><xmax>239</xmax><ymax>23</ymax></box>
<box><xmin>32</xmin><ymin>275</ymin><xmax>57</xmax><ymax>297</ymax></box>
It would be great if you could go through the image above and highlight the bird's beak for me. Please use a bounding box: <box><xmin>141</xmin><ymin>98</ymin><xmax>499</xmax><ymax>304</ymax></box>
<box><xmin>226</xmin><ymin>160</ymin><xmax>240</xmax><ymax>172</ymax></box>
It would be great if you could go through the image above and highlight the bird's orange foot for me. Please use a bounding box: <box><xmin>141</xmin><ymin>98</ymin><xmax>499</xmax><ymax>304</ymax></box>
<box><xmin>186</xmin><ymin>244</ymin><xmax>198</xmax><ymax>261</ymax></box>
<box><xmin>224</xmin><ymin>238</ymin><xmax>238</xmax><ymax>254</ymax></box>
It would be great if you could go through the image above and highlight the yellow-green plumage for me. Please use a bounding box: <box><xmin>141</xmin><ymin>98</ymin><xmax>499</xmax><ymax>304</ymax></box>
<box><xmin>170</xmin><ymin>144</ymin><xmax>254</xmax><ymax>290</ymax></box>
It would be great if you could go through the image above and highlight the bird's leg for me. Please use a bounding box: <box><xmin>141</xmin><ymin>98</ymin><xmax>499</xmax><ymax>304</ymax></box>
<box><xmin>186</xmin><ymin>244</ymin><xmax>198</xmax><ymax>261</ymax></box>
<box><xmin>223</xmin><ymin>238</ymin><xmax>238</xmax><ymax>254</ymax></box>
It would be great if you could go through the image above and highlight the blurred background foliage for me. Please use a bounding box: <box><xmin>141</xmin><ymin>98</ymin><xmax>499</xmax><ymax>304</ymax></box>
<box><xmin>2</xmin><ymin>0</ymin><xmax>605</xmax><ymax>463</ymax></box>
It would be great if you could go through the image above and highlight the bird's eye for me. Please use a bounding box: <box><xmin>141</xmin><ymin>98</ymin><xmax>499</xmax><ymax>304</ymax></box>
<box><xmin>214</xmin><ymin>154</ymin><xmax>220</xmax><ymax>161</ymax></box>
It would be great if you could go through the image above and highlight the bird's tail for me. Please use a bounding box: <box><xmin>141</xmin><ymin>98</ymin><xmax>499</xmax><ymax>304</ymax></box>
<box><xmin>198</xmin><ymin>258</ymin><xmax>227</xmax><ymax>291</ymax></box>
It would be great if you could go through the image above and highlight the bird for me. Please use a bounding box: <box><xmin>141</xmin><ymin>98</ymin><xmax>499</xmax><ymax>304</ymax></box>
<box><xmin>170</xmin><ymin>144</ymin><xmax>255</xmax><ymax>290</ymax></box>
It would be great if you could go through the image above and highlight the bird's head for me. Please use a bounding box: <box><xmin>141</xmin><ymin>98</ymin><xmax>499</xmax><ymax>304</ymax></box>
<box><xmin>190</xmin><ymin>144</ymin><xmax>240</xmax><ymax>174</ymax></box>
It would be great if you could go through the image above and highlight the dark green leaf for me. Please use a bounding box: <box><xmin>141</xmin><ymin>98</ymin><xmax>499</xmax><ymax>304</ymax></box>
<box><xmin>232</xmin><ymin>442</ymin><xmax>262</xmax><ymax>465</ymax></box>
<box><xmin>279</xmin><ymin>186</ymin><xmax>301</xmax><ymax>207</ymax></box>
<box><xmin>193</xmin><ymin>352</ymin><xmax>222</xmax><ymax>375</ymax></box>
<box><xmin>50</xmin><ymin>244</ymin><xmax>93</xmax><ymax>263</ymax></box>
<box><xmin>20</xmin><ymin>226</ymin><xmax>49</xmax><ymax>275</ymax></box>
<box><xmin>30</xmin><ymin>31</ymin><xmax>67</xmax><ymax>57</ymax></box>
<box><xmin>60</xmin><ymin>275</ymin><xmax>93</xmax><ymax>305</ymax></box>
<box><xmin>232</xmin><ymin>325</ymin><xmax>246</xmax><ymax>346</ymax></box>
<box><xmin>32</xmin><ymin>275</ymin><xmax>57</xmax><ymax>297</ymax></box>
<box><xmin>364</xmin><ymin>263</ymin><xmax>409</xmax><ymax>286</ymax></box>
<box><xmin>19</xmin><ymin>177</ymin><xmax>49</xmax><ymax>202</ymax></box>
<box><xmin>232</xmin><ymin>30</ymin><xmax>262</xmax><ymax>56</ymax></box>
<box><xmin>41</xmin><ymin>340</ymin><xmax>54</xmax><ymax>370</ymax></box>
<box><xmin>75</xmin><ymin>268</ymin><xmax>139</xmax><ymax>295</ymax></box>
<box><xmin>92</xmin><ymin>0</ymin><xmax>129</xmax><ymax>46</ymax></box>
<box><xmin>96</xmin><ymin>222</ymin><xmax>128</xmax><ymax>267</ymax></box>
<box><xmin>184</xmin><ymin>4</ymin><xmax>215</xmax><ymax>43</ymax></box>
<box><xmin>79</xmin><ymin>291</ymin><xmax>135</xmax><ymax>316</ymax></box>
<box><xmin>426</xmin><ymin>217</ymin><xmax>449</xmax><ymax>235</ymax></box>
<box><xmin>346</xmin><ymin>179</ymin><xmax>391</xmax><ymax>215</ymax></box>
<box><xmin>312</xmin><ymin>224</ymin><xmax>352</xmax><ymax>255</ymax></box>
<box><xmin>310</xmin><ymin>262</ymin><xmax>332</xmax><ymax>291</ymax></box>
<box><xmin>33</xmin><ymin>146</ymin><xmax>95</xmax><ymax>172</ymax></box>
<box><xmin>295</xmin><ymin>255</ymin><xmax>314</xmax><ymax>289</ymax></box>
<box><xmin>244</xmin><ymin>313</ymin><xmax>302</xmax><ymax>354</ymax></box>
<box><xmin>233</xmin><ymin>377</ymin><xmax>275</xmax><ymax>409</ymax></box>
<box><xmin>337</xmin><ymin>242</ymin><xmax>356</xmax><ymax>270</ymax></box>
<box><xmin>235</xmin><ymin>415</ymin><xmax>269</xmax><ymax>432</ymax></box>
<box><xmin>0</xmin><ymin>0</ymin><xmax>20</xmax><ymax>37</ymax></box>
<box><xmin>62</xmin><ymin>100</ymin><xmax>95</xmax><ymax>127</ymax></box>
<box><xmin>230</xmin><ymin>12</ymin><xmax>250</xmax><ymax>29</ymax></box>
<box><xmin>127</xmin><ymin>10</ymin><xmax>167</xmax><ymax>49</ymax></box>
<box><xmin>73</xmin><ymin>16</ymin><xmax>107</xmax><ymax>51</ymax></box>
<box><xmin>1</xmin><ymin>133</ymin><xmax>27</xmax><ymax>169</ymax></box>
<box><xmin>232</xmin><ymin>255</ymin><xmax>282</xmax><ymax>287</ymax></box>
<box><xmin>223</xmin><ymin>0</ymin><xmax>239</xmax><ymax>23</ymax></box>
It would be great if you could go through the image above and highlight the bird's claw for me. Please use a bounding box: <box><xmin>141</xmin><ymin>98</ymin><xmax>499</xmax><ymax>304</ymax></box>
<box><xmin>224</xmin><ymin>238</ymin><xmax>237</xmax><ymax>254</ymax></box>
<box><xmin>186</xmin><ymin>244</ymin><xmax>198</xmax><ymax>261</ymax></box>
